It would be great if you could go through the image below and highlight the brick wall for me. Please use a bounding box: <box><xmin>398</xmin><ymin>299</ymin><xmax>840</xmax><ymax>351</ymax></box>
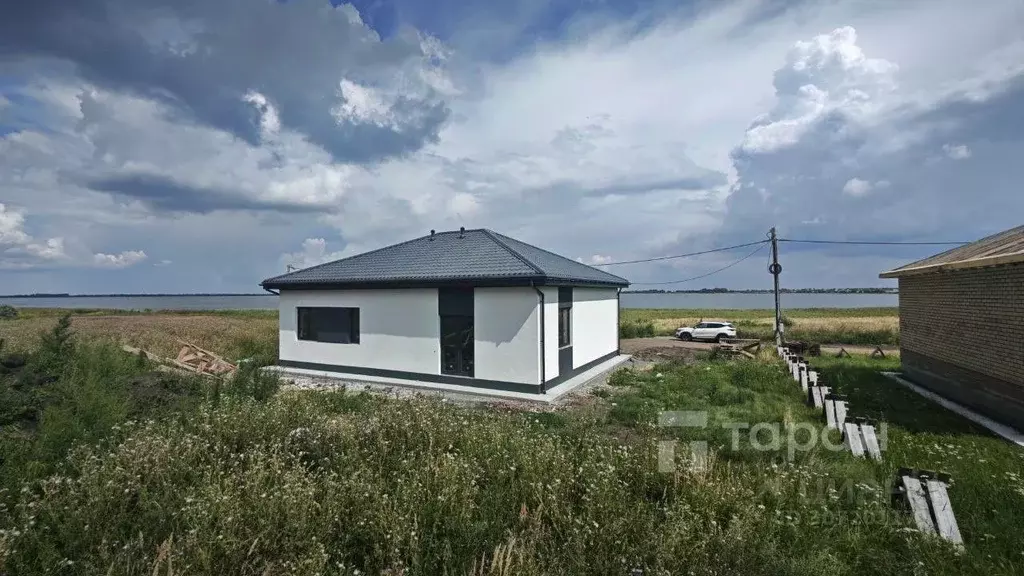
<box><xmin>899</xmin><ymin>264</ymin><xmax>1024</xmax><ymax>427</ymax></box>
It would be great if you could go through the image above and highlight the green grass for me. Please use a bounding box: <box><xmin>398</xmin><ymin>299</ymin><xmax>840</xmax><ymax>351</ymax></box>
<box><xmin>2</xmin><ymin>323</ymin><xmax>1022</xmax><ymax>574</ymax></box>
<box><xmin>810</xmin><ymin>355</ymin><xmax>1024</xmax><ymax>567</ymax></box>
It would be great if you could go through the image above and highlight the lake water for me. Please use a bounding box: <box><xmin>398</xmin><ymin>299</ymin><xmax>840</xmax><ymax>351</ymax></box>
<box><xmin>0</xmin><ymin>292</ymin><xmax>898</xmax><ymax>311</ymax></box>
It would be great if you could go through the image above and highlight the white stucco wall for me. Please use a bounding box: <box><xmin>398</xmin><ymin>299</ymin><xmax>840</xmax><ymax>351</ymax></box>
<box><xmin>539</xmin><ymin>287</ymin><xmax>560</xmax><ymax>381</ymax></box>
<box><xmin>279</xmin><ymin>289</ymin><xmax>441</xmax><ymax>374</ymax></box>
<box><xmin>571</xmin><ymin>288</ymin><xmax>619</xmax><ymax>369</ymax></box>
<box><xmin>474</xmin><ymin>288</ymin><xmax>541</xmax><ymax>384</ymax></box>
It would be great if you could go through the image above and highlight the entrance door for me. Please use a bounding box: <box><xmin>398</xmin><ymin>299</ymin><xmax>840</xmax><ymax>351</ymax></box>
<box><xmin>439</xmin><ymin>288</ymin><xmax>474</xmax><ymax>377</ymax></box>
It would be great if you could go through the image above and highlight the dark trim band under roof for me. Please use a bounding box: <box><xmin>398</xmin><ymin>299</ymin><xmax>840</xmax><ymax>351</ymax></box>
<box><xmin>261</xmin><ymin>228</ymin><xmax>629</xmax><ymax>289</ymax></box>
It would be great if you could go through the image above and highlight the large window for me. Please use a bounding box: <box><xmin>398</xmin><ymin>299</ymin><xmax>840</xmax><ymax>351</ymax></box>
<box><xmin>558</xmin><ymin>287</ymin><xmax>572</xmax><ymax>348</ymax></box>
<box><xmin>439</xmin><ymin>288</ymin><xmax>474</xmax><ymax>377</ymax></box>
<box><xmin>297</xmin><ymin>307</ymin><xmax>360</xmax><ymax>344</ymax></box>
<box><xmin>558</xmin><ymin>307</ymin><xmax>571</xmax><ymax>347</ymax></box>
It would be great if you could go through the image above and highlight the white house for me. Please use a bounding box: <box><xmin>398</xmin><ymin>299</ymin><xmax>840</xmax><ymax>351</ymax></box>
<box><xmin>261</xmin><ymin>228</ymin><xmax>630</xmax><ymax>395</ymax></box>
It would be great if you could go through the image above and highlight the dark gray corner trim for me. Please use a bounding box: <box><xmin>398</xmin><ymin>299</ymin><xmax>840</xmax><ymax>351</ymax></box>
<box><xmin>278</xmin><ymin>350</ymin><xmax>622</xmax><ymax>395</ymax></box>
<box><xmin>543</xmin><ymin>350</ymin><xmax>620</xmax><ymax>387</ymax></box>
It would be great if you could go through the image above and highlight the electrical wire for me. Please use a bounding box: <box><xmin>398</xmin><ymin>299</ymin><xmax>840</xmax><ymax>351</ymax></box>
<box><xmin>779</xmin><ymin>238</ymin><xmax>970</xmax><ymax>246</ymax></box>
<box><xmin>631</xmin><ymin>242</ymin><xmax>769</xmax><ymax>285</ymax></box>
<box><xmin>599</xmin><ymin>240</ymin><xmax>769</xmax><ymax>266</ymax></box>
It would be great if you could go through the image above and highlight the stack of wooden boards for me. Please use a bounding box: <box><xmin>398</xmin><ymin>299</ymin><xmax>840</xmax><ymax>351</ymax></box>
<box><xmin>715</xmin><ymin>339</ymin><xmax>762</xmax><ymax>358</ymax></box>
<box><xmin>122</xmin><ymin>339</ymin><xmax>237</xmax><ymax>378</ymax></box>
<box><xmin>776</xmin><ymin>345</ymin><xmax>964</xmax><ymax>547</ymax></box>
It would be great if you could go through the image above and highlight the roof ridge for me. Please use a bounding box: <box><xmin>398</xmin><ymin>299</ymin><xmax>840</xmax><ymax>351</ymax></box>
<box><xmin>480</xmin><ymin>229</ymin><xmax>545</xmax><ymax>276</ymax></box>
<box><xmin>487</xmin><ymin>230</ymin><xmax>629</xmax><ymax>283</ymax></box>
<box><xmin>262</xmin><ymin>230</ymin><xmax>456</xmax><ymax>284</ymax></box>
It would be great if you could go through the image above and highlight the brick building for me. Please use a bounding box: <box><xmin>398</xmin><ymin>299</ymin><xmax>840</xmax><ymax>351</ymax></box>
<box><xmin>880</xmin><ymin>225</ymin><xmax>1024</xmax><ymax>429</ymax></box>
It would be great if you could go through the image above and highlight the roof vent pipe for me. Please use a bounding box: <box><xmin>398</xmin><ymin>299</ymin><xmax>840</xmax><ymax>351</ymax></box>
<box><xmin>459</xmin><ymin>226</ymin><xmax>465</xmax><ymax>238</ymax></box>
<box><xmin>429</xmin><ymin>229</ymin><xmax>435</xmax><ymax>241</ymax></box>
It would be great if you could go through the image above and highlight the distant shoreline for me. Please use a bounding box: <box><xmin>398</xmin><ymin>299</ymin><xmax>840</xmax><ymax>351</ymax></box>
<box><xmin>626</xmin><ymin>288</ymin><xmax>898</xmax><ymax>294</ymax></box>
<box><xmin>0</xmin><ymin>293</ymin><xmax>269</xmax><ymax>298</ymax></box>
<box><xmin>1</xmin><ymin>289</ymin><xmax>896</xmax><ymax>297</ymax></box>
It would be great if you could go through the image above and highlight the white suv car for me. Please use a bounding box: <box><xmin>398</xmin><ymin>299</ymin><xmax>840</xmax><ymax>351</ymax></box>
<box><xmin>675</xmin><ymin>321</ymin><xmax>736</xmax><ymax>343</ymax></box>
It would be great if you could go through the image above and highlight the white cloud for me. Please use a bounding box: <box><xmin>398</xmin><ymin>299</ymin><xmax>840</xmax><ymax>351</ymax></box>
<box><xmin>579</xmin><ymin>254</ymin><xmax>613</xmax><ymax>265</ymax></box>
<box><xmin>92</xmin><ymin>250</ymin><xmax>148</xmax><ymax>269</ymax></box>
<box><xmin>155</xmin><ymin>259</ymin><xmax>173</xmax><ymax>267</ymax></box>
<box><xmin>0</xmin><ymin>203</ymin><xmax>147</xmax><ymax>269</ymax></box>
<box><xmin>0</xmin><ymin>203</ymin><xmax>32</xmax><ymax>246</ymax></box>
<box><xmin>26</xmin><ymin>238</ymin><xmax>67</xmax><ymax>260</ymax></box>
<box><xmin>1</xmin><ymin>0</ymin><xmax>1023</xmax><ymax>290</ymax></box>
<box><xmin>741</xmin><ymin>27</ymin><xmax>899</xmax><ymax>154</ymax></box>
<box><xmin>333</xmin><ymin>79</ymin><xmax>396</xmax><ymax>127</ymax></box>
<box><xmin>943</xmin><ymin>143</ymin><xmax>972</xmax><ymax>159</ymax></box>
<box><xmin>842</xmin><ymin>178</ymin><xmax>875</xmax><ymax>196</ymax></box>
<box><xmin>243</xmin><ymin>91</ymin><xmax>281</xmax><ymax>138</ymax></box>
<box><xmin>280</xmin><ymin>238</ymin><xmax>350</xmax><ymax>271</ymax></box>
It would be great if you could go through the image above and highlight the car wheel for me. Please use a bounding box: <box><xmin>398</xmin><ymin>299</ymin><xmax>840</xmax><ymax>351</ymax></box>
<box><xmin>715</xmin><ymin>333</ymin><xmax>728</xmax><ymax>343</ymax></box>
<box><xmin>679</xmin><ymin>333</ymin><xmax>692</xmax><ymax>341</ymax></box>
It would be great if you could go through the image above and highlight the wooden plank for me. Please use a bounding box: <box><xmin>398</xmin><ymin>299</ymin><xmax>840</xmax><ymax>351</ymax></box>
<box><xmin>813</xmin><ymin>386</ymin><xmax>830</xmax><ymax>410</ymax></box>
<box><xmin>861</xmin><ymin>425</ymin><xmax>882</xmax><ymax>460</ymax></box>
<box><xmin>809</xmin><ymin>371</ymin><xmax>818</xmax><ymax>387</ymax></box>
<box><xmin>903</xmin><ymin>477</ymin><xmax>937</xmax><ymax>535</ymax></box>
<box><xmin>824</xmin><ymin>400</ymin><xmax>837</xmax><ymax>429</ymax></box>
<box><xmin>925</xmin><ymin>480</ymin><xmax>963</xmax><ymax>545</ymax></box>
<box><xmin>844</xmin><ymin>422</ymin><xmax>865</xmax><ymax>456</ymax></box>
<box><xmin>812</xmin><ymin>386</ymin><xmax>825</xmax><ymax>409</ymax></box>
<box><xmin>799</xmin><ymin>367</ymin><xmax>808</xmax><ymax>390</ymax></box>
<box><xmin>834</xmin><ymin>401</ymin><xmax>848</xmax><ymax>429</ymax></box>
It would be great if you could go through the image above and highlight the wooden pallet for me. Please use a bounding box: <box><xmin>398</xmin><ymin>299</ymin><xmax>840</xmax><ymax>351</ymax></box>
<box><xmin>823</xmin><ymin>393</ymin><xmax>848</xmax><ymax>430</ymax></box>
<box><xmin>843</xmin><ymin>417</ymin><xmax>882</xmax><ymax>460</ymax></box>
<box><xmin>892</xmin><ymin>469</ymin><xmax>963</xmax><ymax>546</ymax></box>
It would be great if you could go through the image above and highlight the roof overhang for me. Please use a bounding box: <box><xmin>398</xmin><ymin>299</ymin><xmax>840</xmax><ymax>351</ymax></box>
<box><xmin>261</xmin><ymin>276</ymin><xmax>629</xmax><ymax>291</ymax></box>
<box><xmin>879</xmin><ymin>251</ymin><xmax>1024</xmax><ymax>278</ymax></box>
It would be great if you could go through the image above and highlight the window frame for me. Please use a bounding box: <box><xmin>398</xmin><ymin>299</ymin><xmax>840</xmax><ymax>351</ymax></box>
<box><xmin>558</xmin><ymin>306</ymin><xmax>572</xmax><ymax>348</ymax></box>
<box><xmin>296</xmin><ymin>306</ymin><xmax>360</xmax><ymax>344</ymax></box>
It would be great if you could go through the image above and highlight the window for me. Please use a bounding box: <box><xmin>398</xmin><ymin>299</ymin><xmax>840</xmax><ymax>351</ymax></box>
<box><xmin>558</xmin><ymin>307</ymin><xmax>571</xmax><ymax>347</ymax></box>
<box><xmin>438</xmin><ymin>288</ymin><xmax>474</xmax><ymax>377</ymax></box>
<box><xmin>297</xmin><ymin>307</ymin><xmax>360</xmax><ymax>344</ymax></box>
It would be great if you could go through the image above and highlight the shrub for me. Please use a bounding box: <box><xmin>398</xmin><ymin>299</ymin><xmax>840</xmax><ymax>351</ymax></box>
<box><xmin>0</xmin><ymin>305</ymin><xmax>17</xmax><ymax>319</ymax></box>
<box><xmin>619</xmin><ymin>320</ymin><xmax>655</xmax><ymax>339</ymax></box>
<box><xmin>226</xmin><ymin>361</ymin><xmax>281</xmax><ymax>402</ymax></box>
<box><xmin>34</xmin><ymin>313</ymin><xmax>75</xmax><ymax>372</ymax></box>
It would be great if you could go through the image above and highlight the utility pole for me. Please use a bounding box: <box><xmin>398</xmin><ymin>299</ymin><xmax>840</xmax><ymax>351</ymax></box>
<box><xmin>769</xmin><ymin>227</ymin><xmax>783</xmax><ymax>345</ymax></box>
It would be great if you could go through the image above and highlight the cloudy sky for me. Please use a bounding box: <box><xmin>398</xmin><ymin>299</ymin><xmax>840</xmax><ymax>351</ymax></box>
<box><xmin>2</xmin><ymin>0</ymin><xmax>1022</xmax><ymax>293</ymax></box>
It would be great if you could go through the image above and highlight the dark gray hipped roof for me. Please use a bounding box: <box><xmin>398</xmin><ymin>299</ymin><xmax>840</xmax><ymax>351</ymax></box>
<box><xmin>261</xmin><ymin>229</ymin><xmax>629</xmax><ymax>289</ymax></box>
